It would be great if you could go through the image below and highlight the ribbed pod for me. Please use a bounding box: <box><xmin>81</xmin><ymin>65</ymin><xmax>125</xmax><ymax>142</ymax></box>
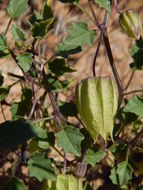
<box><xmin>75</xmin><ymin>77</ymin><xmax>118</xmax><ymax>142</ymax></box>
<box><xmin>119</xmin><ymin>9</ymin><xmax>142</xmax><ymax>40</ymax></box>
<box><xmin>56</xmin><ymin>174</ymin><xmax>83</xmax><ymax>190</ymax></box>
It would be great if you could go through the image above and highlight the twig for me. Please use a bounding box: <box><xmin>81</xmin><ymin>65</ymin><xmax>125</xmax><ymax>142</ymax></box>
<box><xmin>0</xmin><ymin>103</ymin><xmax>6</xmax><ymax>121</ymax></box>
<box><xmin>74</xmin><ymin>2</ymin><xmax>96</xmax><ymax>25</ymax></box>
<box><xmin>88</xmin><ymin>0</ymin><xmax>100</xmax><ymax>28</ymax></box>
<box><xmin>92</xmin><ymin>28</ymin><xmax>104</xmax><ymax>76</ymax></box>
<box><xmin>114</xmin><ymin>0</ymin><xmax>121</xmax><ymax>14</ymax></box>
<box><xmin>124</xmin><ymin>89</ymin><xmax>143</xmax><ymax>96</ymax></box>
<box><xmin>4</xmin><ymin>18</ymin><xmax>12</xmax><ymax>35</ymax></box>
<box><xmin>103</xmin><ymin>27</ymin><xmax>124</xmax><ymax>95</ymax></box>
<box><xmin>125</xmin><ymin>68</ymin><xmax>136</xmax><ymax>90</ymax></box>
<box><xmin>129</xmin><ymin>127</ymin><xmax>143</xmax><ymax>148</ymax></box>
<box><xmin>52</xmin><ymin>146</ymin><xmax>64</xmax><ymax>158</ymax></box>
<box><xmin>31</xmin><ymin>115</ymin><xmax>55</xmax><ymax>123</ymax></box>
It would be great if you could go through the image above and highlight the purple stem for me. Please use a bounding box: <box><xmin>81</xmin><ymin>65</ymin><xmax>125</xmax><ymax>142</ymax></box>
<box><xmin>93</xmin><ymin>26</ymin><xmax>104</xmax><ymax>77</ymax></box>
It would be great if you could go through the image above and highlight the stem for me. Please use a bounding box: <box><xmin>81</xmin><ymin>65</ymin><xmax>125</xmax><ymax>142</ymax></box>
<box><xmin>0</xmin><ymin>103</ymin><xmax>6</xmax><ymax>121</ymax></box>
<box><xmin>125</xmin><ymin>147</ymin><xmax>129</xmax><ymax>162</ymax></box>
<box><xmin>124</xmin><ymin>89</ymin><xmax>143</xmax><ymax>96</ymax></box>
<box><xmin>74</xmin><ymin>2</ymin><xmax>96</xmax><ymax>25</ymax></box>
<box><xmin>31</xmin><ymin>115</ymin><xmax>55</xmax><ymax>123</ymax></box>
<box><xmin>63</xmin><ymin>152</ymin><xmax>67</xmax><ymax>173</ymax></box>
<box><xmin>4</xmin><ymin>18</ymin><xmax>12</xmax><ymax>35</ymax></box>
<box><xmin>88</xmin><ymin>0</ymin><xmax>100</xmax><ymax>27</ymax></box>
<box><xmin>12</xmin><ymin>156</ymin><xmax>21</xmax><ymax>177</ymax></box>
<box><xmin>92</xmin><ymin>28</ymin><xmax>103</xmax><ymax>76</ymax></box>
<box><xmin>114</xmin><ymin>0</ymin><xmax>121</xmax><ymax>14</ymax></box>
<box><xmin>129</xmin><ymin>127</ymin><xmax>143</xmax><ymax>148</ymax></box>
<box><xmin>52</xmin><ymin>146</ymin><xmax>64</xmax><ymax>158</ymax></box>
<box><xmin>103</xmin><ymin>27</ymin><xmax>124</xmax><ymax>95</ymax></box>
<box><xmin>125</xmin><ymin>68</ymin><xmax>136</xmax><ymax>90</ymax></box>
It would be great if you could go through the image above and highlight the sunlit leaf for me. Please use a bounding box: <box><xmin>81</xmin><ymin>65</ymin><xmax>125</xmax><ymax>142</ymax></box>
<box><xmin>7</xmin><ymin>0</ymin><xmax>28</xmax><ymax>18</ymax></box>
<box><xmin>57</xmin><ymin>125</ymin><xmax>84</xmax><ymax>156</ymax></box>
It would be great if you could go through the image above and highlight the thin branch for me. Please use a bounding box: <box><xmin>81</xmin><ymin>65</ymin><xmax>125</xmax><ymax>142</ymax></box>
<box><xmin>92</xmin><ymin>28</ymin><xmax>104</xmax><ymax>76</ymax></box>
<box><xmin>129</xmin><ymin>127</ymin><xmax>143</xmax><ymax>148</ymax></box>
<box><xmin>114</xmin><ymin>0</ymin><xmax>121</xmax><ymax>14</ymax></box>
<box><xmin>74</xmin><ymin>2</ymin><xmax>96</xmax><ymax>25</ymax></box>
<box><xmin>124</xmin><ymin>89</ymin><xmax>143</xmax><ymax>96</ymax></box>
<box><xmin>4</xmin><ymin>18</ymin><xmax>12</xmax><ymax>35</ymax></box>
<box><xmin>31</xmin><ymin>115</ymin><xmax>55</xmax><ymax>123</ymax></box>
<box><xmin>88</xmin><ymin>0</ymin><xmax>100</xmax><ymax>28</ymax></box>
<box><xmin>63</xmin><ymin>152</ymin><xmax>67</xmax><ymax>174</ymax></box>
<box><xmin>103</xmin><ymin>27</ymin><xmax>124</xmax><ymax>95</ymax></box>
<box><xmin>52</xmin><ymin>146</ymin><xmax>64</xmax><ymax>158</ymax></box>
<box><xmin>125</xmin><ymin>68</ymin><xmax>136</xmax><ymax>90</ymax></box>
<box><xmin>0</xmin><ymin>103</ymin><xmax>6</xmax><ymax>121</ymax></box>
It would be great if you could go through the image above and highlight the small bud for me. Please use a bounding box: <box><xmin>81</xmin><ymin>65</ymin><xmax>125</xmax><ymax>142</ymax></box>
<box><xmin>15</xmin><ymin>39</ymin><xmax>23</xmax><ymax>48</ymax></box>
<box><xmin>119</xmin><ymin>9</ymin><xmax>142</xmax><ymax>40</ymax></box>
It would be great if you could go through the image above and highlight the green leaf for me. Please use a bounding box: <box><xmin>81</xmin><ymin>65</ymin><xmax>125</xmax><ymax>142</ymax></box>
<box><xmin>28</xmin><ymin>152</ymin><xmax>56</xmax><ymax>182</ymax></box>
<box><xmin>0</xmin><ymin>34</ymin><xmax>8</xmax><ymax>51</ymax></box>
<box><xmin>42</xmin><ymin>1</ymin><xmax>53</xmax><ymax>20</ymax></box>
<box><xmin>11</xmin><ymin>24</ymin><xmax>26</xmax><ymax>41</ymax></box>
<box><xmin>85</xmin><ymin>149</ymin><xmax>106</xmax><ymax>166</ymax></box>
<box><xmin>110</xmin><ymin>161</ymin><xmax>133</xmax><ymax>187</ymax></box>
<box><xmin>0</xmin><ymin>72</ymin><xmax>4</xmax><ymax>86</ymax></box>
<box><xmin>2</xmin><ymin>177</ymin><xmax>26</xmax><ymax>190</ymax></box>
<box><xmin>123</xmin><ymin>96</ymin><xmax>143</xmax><ymax>116</ymax></box>
<box><xmin>57</xmin><ymin>22</ymin><xmax>97</xmax><ymax>57</ymax></box>
<box><xmin>58</xmin><ymin>101</ymin><xmax>78</xmax><ymax>117</ymax></box>
<box><xmin>32</xmin><ymin>18</ymin><xmax>54</xmax><ymax>38</ymax></box>
<box><xmin>16</xmin><ymin>53</ymin><xmax>33</xmax><ymax>72</ymax></box>
<box><xmin>47</xmin><ymin>74</ymin><xmax>72</xmax><ymax>92</ymax></box>
<box><xmin>57</xmin><ymin>125</ymin><xmax>84</xmax><ymax>156</ymax></box>
<box><xmin>37</xmin><ymin>140</ymin><xmax>50</xmax><ymax>150</ymax></box>
<box><xmin>11</xmin><ymin>87</ymin><xmax>32</xmax><ymax>119</ymax></box>
<box><xmin>0</xmin><ymin>120</ymin><xmax>37</xmax><ymax>150</ymax></box>
<box><xmin>129</xmin><ymin>37</ymin><xmax>143</xmax><ymax>69</ymax></box>
<box><xmin>95</xmin><ymin>0</ymin><xmax>111</xmax><ymax>13</ymax></box>
<box><xmin>7</xmin><ymin>0</ymin><xmax>28</xmax><ymax>18</ymax></box>
<box><xmin>47</xmin><ymin>57</ymin><xmax>75</xmax><ymax>77</ymax></box>
<box><xmin>0</xmin><ymin>86</ymin><xmax>10</xmax><ymax>102</ymax></box>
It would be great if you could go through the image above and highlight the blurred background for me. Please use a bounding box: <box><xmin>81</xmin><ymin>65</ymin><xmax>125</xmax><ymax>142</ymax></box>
<box><xmin>0</xmin><ymin>0</ymin><xmax>143</xmax><ymax>189</ymax></box>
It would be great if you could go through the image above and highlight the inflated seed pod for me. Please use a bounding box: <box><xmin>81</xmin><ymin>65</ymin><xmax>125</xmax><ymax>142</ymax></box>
<box><xmin>56</xmin><ymin>174</ymin><xmax>83</xmax><ymax>190</ymax></box>
<box><xmin>75</xmin><ymin>77</ymin><xmax>118</xmax><ymax>142</ymax></box>
<box><xmin>119</xmin><ymin>9</ymin><xmax>142</xmax><ymax>40</ymax></box>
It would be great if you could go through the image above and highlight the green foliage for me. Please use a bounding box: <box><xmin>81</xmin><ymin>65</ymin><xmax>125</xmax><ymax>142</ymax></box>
<box><xmin>11</xmin><ymin>87</ymin><xmax>32</xmax><ymax>119</ymax></box>
<box><xmin>0</xmin><ymin>34</ymin><xmax>9</xmax><ymax>58</ymax></box>
<box><xmin>2</xmin><ymin>177</ymin><xmax>26</xmax><ymax>190</ymax></box>
<box><xmin>57</xmin><ymin>125</ymin><xmax>84</xmax><ymax>156</ymax></box>
<box><xmin>11</xmin><ymin>24</ymin><xmax>26</xmax><ymax>41</ymax></box>
<box><xmin>123</xmin><ymin>96</ymin><xmax>143</xmax><ymax>116</ymax></box>
<box><xmin>7</xmin><ymin>0</ymin><xmax>28</xmax><ymax>18</ymax></box>
<box><xmin>0</xmin><ymin>86</ymin><xmax>10</xmax><ymax>102</ymax></box>
<box><xmin>85</xmin><ymin>149</ymin><xmax>106</xmax><ymax>166</ymax></box>
<box><xmin>110</xmin><ymin>161</ymin><xmax>133</xmax><ymax>187</ymax></box>
<box><xmin>1</xmin><ymin>0</ymin><xmax>143</xmax><ymax>189</ymax></box>
<box><xmin>28</xmin><ymin>152</ymin><xmax>56</xmax><ymax>181</ymax></box>
<box><xmin>94</xmin><ymin>0</ymin><xmax>111</xmax><ymax>13</ymax></box>
<box><xmin>0</xmin><ymin>72</ymin><xmax>4</xmax><ymax>86</ymax></box>
<box><xmin>129</xmin><ymin>37</ymin><xmax>143</xmax><ymax>69</ymax></box>
<box><xmin>47</xmin><ymin>57</ymin><xmax>75</xmax><ymax>77</ymax></box>
<box><xmin>57</xmin><ymin>22</ymin><xmax>97</xmax><ymax>57</ymax></box>
<box><xmin>0</xmin><ymin>120</ymin><xmax>36</xmax><ymax>150</ymax></box>
<box><xmin>16</xmin><ymin>53</ymin><xmax>33</xmax><ymax>72</ymax></box>
<box><xmin>58</xmin><ymin>101</ymin><xmax>78</xmax><ymax>117</ymax></box>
